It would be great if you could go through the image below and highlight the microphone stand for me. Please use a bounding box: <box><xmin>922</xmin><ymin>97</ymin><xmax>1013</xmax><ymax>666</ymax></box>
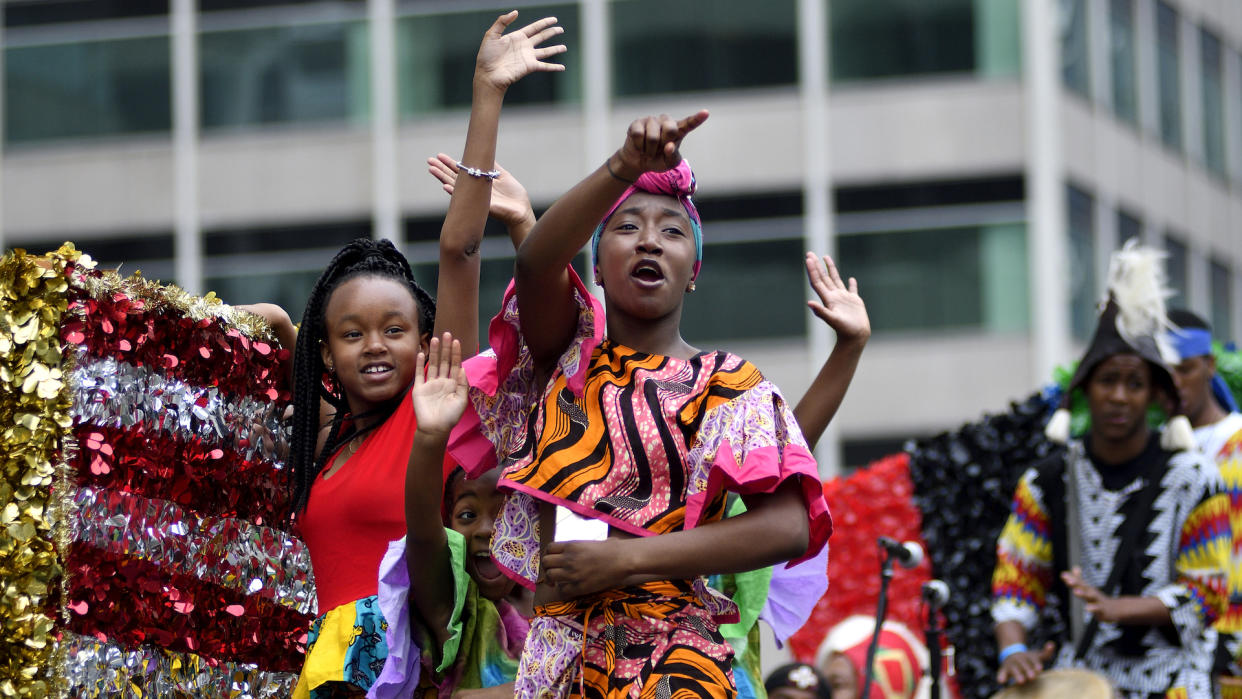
<box><xmin>926</xmin><ymin>602</ymin><xmax>943</xmax><ymax>699</ymax></box>
<box><xmin>859</xmin><ymin>546</ymin><xmax>896</xmax><ymax>699</ymax></box>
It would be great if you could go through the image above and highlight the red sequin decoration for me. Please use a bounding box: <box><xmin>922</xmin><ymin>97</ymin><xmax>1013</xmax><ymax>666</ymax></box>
<box><xmin>62</xmin><ymin>293</ymin><xmax>290</xmax><ymax>403</ymax></box>
<box><xmin>788</xmin><ymin>453</ymin><xmax>932</xmax><ymax>661</ymax></box>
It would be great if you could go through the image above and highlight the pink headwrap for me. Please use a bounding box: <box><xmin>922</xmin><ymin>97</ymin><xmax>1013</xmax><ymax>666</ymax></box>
<box><xmin>591</xmin><ymin>159</ymin><xmax>703</xmax><ymax>280</ymax></box>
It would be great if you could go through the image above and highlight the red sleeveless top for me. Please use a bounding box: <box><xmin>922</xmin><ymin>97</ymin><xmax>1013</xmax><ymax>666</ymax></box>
<box><xmin>299</xmin><ymin>391</ymin><xmax>417</xmax><ymax>613</ymax></box>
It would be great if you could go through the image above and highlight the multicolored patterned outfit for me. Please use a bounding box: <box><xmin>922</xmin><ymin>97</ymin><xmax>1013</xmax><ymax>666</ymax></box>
<box><xmin>368</xmin><ymin>529</ymin><xmax>528</xmax><ymax>698</ymax></box>
<box><xmin>992</xmin><ymin>436</ymin><xmax>1230</xmax><ymax>698</ymax></box>
<box><xmin>1195</xmin><ymin>412</ymin><xmax>1242</xmax><ymax>682</ymax></box>
<box><xmin>448</xmin><ymin>269</ymin><xmax>832</xmax><ymax>698</ymax></box>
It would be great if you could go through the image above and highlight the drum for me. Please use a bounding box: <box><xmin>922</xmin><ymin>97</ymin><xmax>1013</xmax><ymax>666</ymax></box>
<box><xmin>990</xmin><ymin>669</ymin><xmax>1113</xmax><ymax>699</ymax></box>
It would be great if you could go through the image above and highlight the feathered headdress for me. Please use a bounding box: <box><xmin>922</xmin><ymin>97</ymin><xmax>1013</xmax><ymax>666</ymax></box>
<box><xmin>1044</xmin><ymin>239</ymin><xmax>1194</xmax><ymax>450</ymax></box>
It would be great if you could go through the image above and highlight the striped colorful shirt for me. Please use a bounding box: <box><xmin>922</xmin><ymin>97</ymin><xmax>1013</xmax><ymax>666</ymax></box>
<box><xmin>1195</xmin><ymin>412</ymin><xmax>1242</xmax><ymax>677</ymax></box>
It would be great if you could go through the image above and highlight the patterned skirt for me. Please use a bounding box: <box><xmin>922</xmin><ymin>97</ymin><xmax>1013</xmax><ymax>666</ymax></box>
<box><xmin>293</xmin><ymin>596</ymin><xmax>389</xmax><ymax>698</ymax></box>
<box><xmin>515</xmin><ymin>579</ymin><xmax>737</xmax><ymax>699</ymax></box>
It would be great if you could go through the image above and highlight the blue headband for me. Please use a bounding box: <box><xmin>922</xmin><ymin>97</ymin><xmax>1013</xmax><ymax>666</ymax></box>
<box><xmin>1168</xmin><ymin>327</ymin><xmax>1240</xmax><ymax>412</ymax></box>
<box><xmin>1171</xmin><ymin>327</ymin><xmax>1213</xmax><ymax>359</ymax></box>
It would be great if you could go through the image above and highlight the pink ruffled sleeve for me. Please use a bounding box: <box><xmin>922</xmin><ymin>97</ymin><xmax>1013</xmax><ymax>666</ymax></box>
<box><xmin>684</xmin><ymin>378</ymin><xmax>832</xmax><ymax>566</ymax></box>
<box><xmin>447</xmin><ymin>267</ymin><xmax>605</xmax><ymax>478</ymax></box>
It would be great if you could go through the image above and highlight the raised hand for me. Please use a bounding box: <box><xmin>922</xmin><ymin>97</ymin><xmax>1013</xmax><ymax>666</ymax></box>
<box><xmin>428</xmin><ymin>153</ymin><xmax>534</xmax><ymax>231</ymax></box>
<box><xmin>475</xmin><ymin>11</ymin><xmax>566</xmax><ymax>93</ymax></box>
<box><xmin>806</xmin><ymin>252</ymin><xmax>870</xmax><ymax>346</ymax></box>
<box><xmin>611</xmin><ymin>110</ymin><xmax>710</xmax><ymax>180</ymax></box>
<box><xmin>411</xmin><ymin>332</ymin><xmax>468</xmax><ymax>440</ymax></box>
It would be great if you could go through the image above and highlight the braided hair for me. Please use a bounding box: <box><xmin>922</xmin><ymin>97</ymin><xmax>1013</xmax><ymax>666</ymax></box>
<box><xmin>288</xmin><ymin>238</ymin><xmax>435</xmax><ymax>517</ymax></box>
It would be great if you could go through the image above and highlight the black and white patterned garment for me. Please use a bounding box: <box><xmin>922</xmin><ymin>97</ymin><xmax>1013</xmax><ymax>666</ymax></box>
<box><xmin>993</xmin><ymin>436</ymin><xmax>1230</xmax><ymax>699</ymax></box>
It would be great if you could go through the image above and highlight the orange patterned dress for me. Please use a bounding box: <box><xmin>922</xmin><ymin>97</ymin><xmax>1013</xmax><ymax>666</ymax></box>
<box><xmin>448</xmin><ymin>269</ymin><xmax>831</xmax><ymax>699</ymax></box>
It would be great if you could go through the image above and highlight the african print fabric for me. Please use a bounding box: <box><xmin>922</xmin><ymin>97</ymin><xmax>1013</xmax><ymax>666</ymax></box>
<box><xmin>449</xmin><ymin>268</ymin><xmax>831</xmax><ymax>589</ymax></box>
<box><xmin>447</xmin><ymin>268</ymin><xmax>830</xmax><ymax>698</ymax></box>
<box><xmin>992</xmin><ymin>438</ymin><xmax>1230</xmax><ymax>698</ymax></box>
<box><xmin>517</xmin><ymin>579</ymin><xmax>738</xmax><ymax>699</ymax></box>
<box><xmin>294</xmin><ymin>595</ymin><xmax>389</xmax><ymax>698</ymax></box>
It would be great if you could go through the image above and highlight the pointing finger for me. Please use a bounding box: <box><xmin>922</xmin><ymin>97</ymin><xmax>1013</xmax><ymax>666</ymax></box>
<box><xmin>676</xmin><ymin>109</ymin><xmax>710</xmax><ymax>135</ymax></box>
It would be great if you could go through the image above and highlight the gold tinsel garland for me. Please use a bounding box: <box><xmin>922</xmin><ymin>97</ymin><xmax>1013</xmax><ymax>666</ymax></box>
<box><xmin>0</xmin><ymin>243</ymin><xmax>298</xmax><ymax>697</ymax></box>
<box><xmin>74</xmin><ymin>268</ymin><xmax>278</xmax><ymax>345</ymax></box>
<box><xmin>0</xmin><ymin>243</ymin><xmax>84</xmax><ymax>698</ymax></box>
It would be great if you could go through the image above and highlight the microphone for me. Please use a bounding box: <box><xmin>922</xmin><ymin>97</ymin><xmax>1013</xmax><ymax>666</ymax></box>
<box><xmin>922</xmin><ymin>579</ymin><xmax>951</xmax><ymax>609</ymax></box>
<box><xmin>878</xmin><ymin>536</ymin><xmax>924</xmax><ymax>569</ymax></box>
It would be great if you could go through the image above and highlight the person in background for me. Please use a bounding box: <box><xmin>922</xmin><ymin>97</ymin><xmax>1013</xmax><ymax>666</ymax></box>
<box><xmin>1166</xmin><ymin>309</ymin><xmax>1242</xmax><ymax>695</ymax></box>
<box><xmin>992</xmin><ymin>242</ymin><xmax>1230</xmax><ymax>698</ymax></box>
<box><xmin>814</xmin><ymin>615</ymin><xmax>932</xmax><ymax>699</ymax></box>
<box><xmin>764</xmin><ymin>662</ymin><xmax>833</xmax><ymax>699</ymax></box>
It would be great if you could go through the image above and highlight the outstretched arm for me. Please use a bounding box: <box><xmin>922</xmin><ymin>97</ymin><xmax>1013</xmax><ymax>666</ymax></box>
<box><xmin>234</xmin><ymin>303</ymin><xmax>298</xmax><ymax>384</ymax></box>
<box><xmin>792</xmin><ymin>253</ymin><xmax>869</xmax><ymax>449</ymax></box>
<box><xmin>403</xmin><ymin>333</ymin><xmax>468</xmax><ymax>654</ymax></box>
<box><xmin>541</xmin><ymin>480</ymin><xmax>810</xmax><ymax>600</ymax></box>
<box><xmin>515</xmin><ymin>111</ymin><xmax>709</xmax><ymax>375</ymax></box>
<box><xmin>428</xmin><ymin>154</ymin><xmax>536</xmax><ymax>250</ymax></box>
<box><xmin>433</xmin><ymin>11</ymin><xmax>565</xmax><ymax>358</ymax></box>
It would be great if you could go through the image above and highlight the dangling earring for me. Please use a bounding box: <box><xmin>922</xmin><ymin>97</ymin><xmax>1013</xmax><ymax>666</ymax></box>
<box><xmin>686</xmin><ymin>281</ymin><xmax>696</xmax><ymax>292</ymax></box>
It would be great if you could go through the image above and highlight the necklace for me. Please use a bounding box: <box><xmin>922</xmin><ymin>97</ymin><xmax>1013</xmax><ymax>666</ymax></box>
<box><xmin>343</xmin><ymin>433</ymin><xmax>365</xmax><ymax>458</ymax></box>
<box><xmin>322</xmin><ymin>433</ymin><xmax>365</xmax><ymax>482</ymax></box>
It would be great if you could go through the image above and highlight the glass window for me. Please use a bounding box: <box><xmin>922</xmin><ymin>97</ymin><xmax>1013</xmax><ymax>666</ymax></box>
<box><xmin>398</xmin><ymin>4</ymin><xmax>580</xmax><ymax>114</ymax></box>
<box><xmin>838</xmin><ymin>225</ymin><xmax>1030</xmax><ymax>334</ymax></box>
<box><xmin>835</xmin><ymin>176</ymin><xmax>1028</xmax><ymax>335</ymax></box>
<box><xmin>201</xmin><ymin>0</ymin><xmax>361</xmax><ymax>11</ymax></box>
<box><xmin>1117</xmin><ymin>208</ymin><xmax>1142</xmax><ymax>244</ymax></box>
<box><xmin>1211</xmin><ymin>260</ymin><xmax>1233</xmax><ymax>341</ymax></box>
<box><xmin>1156</xmin><ymin>1</ymin><xmax>1182</xmax><ymax>152</ymax></box>
<box><xmin>4</xmin><ymin>36</ymin><xmax>171</xmax><ymax>144</ymax></box>
<box><xmin>4</xmin><ymin>0</ymin><xmax>167</xmax><ymax>27</ymax></box>
<box><xmin>207</xmin><ymin>268</ymin><xmax>324</xmax><ymax>320</ymax></box>
<box><xmin>682</xmin><ymin>238</ymin><xmax>806</xmax><ymax>343</ymax></box>
<box><xmin>8</xmin><ymin>233</ymin><xmax>177</xmax><ymax>285</ymax></box>
<box><xmin>1235</xmin><ymin>48</ymin><xmax>1242</xmax><ymax>183</ymax></box>
<box><xmin>1061</xmin><ymin>0</ymin><xmax>1090</xmax><ymax>98</ymax></box>
<box><xmin>1109</xmin><ymin>0</ymin><xmax>1138</xmax><ymax>125</ymax></box>
<box><xmin>1201</xmin><ymin>27</ymin><xmax>1226</xmax><ymax>178</ymax></box>
<box><xmin>844</xmin><ymin>436</ymin><xmax>914</xmax><ymax>472</ymax></box>
<box><xmin>832</xmin><ymin>0</ymin><xmax>975</xmax><ymax>82</ymax></box>
<box><xmin>1067</xmin><ymin>185</ymin><xmax>1096</xmax><ymax>341</ymax></box>
<box><xmin>612</xmin><ymin>0</ymin><xmax>796</xmax><ymax>96</ymax></box>
<box><xmin>203</xmin><ymin>220</ymin><xmax>370</xmax><ymax>321</ymax></box>
<box><xmin>1165</xmin><ymin>234</ymin><xmax>1188</xmax><ymax>307</ymax></box>
<box><xmin>410</xmin><ymin>250</ymin><xmax>589</xmax><ymax>351</ymax></box>
<box><xmin>975</xmin><ymin>0</ymin><xmax>1022</xmax><ymax>78</ymax></box>
<box><xmin>200</xmin><ymin>21</ymin><xmax>369</xmax><ymax>130</ymax></box>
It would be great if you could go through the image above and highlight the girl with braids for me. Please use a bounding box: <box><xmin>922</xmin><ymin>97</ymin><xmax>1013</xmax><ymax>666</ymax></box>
<box><xmin>445</xmin><ymin>113</ymin><xmax>834</xmax><ymax>697</ymax></box>
<box><xmin>276</xmin><ymin>12</ymin><xmax>565</xmax><ymax>697</ymax></box>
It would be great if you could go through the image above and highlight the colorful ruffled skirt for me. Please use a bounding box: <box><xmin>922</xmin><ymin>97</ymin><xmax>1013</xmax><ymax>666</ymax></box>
<box><xmin>293</xmin><ymin>596</ymin><xmax>389</xmax><ymax>698</ymax></box>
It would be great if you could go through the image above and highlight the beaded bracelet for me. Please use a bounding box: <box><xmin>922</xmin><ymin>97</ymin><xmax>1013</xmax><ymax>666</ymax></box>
<box><xmin>456</xmin><ymin>161</ymin><xmax>500</xmax><ymax>180</ymax></box>
<box><xmin>998</xmin><ymin>642</ymin><xmax>1028</xmax><ymax>663</ymax></box>
<box><xmin>605</xmin><ymin>155</ymin><xmax>636</xmax><ymax>184</ymax></box>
